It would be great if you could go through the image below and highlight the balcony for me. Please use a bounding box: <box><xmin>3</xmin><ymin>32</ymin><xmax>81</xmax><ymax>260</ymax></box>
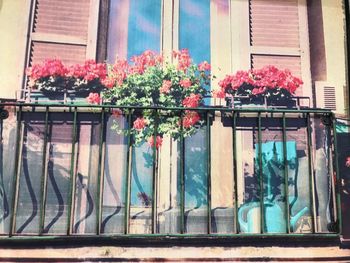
<box><xmin>0</xmin><ymin>102</ymin><xmax>341</xmax><ymax>242</ymax></box>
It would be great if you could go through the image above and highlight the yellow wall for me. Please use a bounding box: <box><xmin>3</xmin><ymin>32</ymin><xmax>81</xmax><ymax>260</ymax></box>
<box><xmin>0</xmin><ymin>0</ymin><xmax>30</xmax><ymax>99</ymax></box>
<box><xmin>321</xmin><ymin>0</ymin><xmax>348</xmax><ymax>115</ymax></box>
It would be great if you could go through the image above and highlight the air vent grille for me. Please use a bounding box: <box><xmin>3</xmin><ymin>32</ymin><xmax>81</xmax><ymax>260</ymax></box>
<box><xmin>323</xmin><ymin>86</ymin><xmax>336</xmax><ymax>110</ymax></box>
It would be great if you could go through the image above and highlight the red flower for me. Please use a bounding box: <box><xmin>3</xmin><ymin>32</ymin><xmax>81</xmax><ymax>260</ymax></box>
<box><xmin>26</xmin><ymin>58</ymin><xmax>68</xmax><ymax>80</ymax></box>
<box><xmin>212</xmin><ymin>88</ymin><xmax>226</xmax><ymax>99</ymax></box>
<box><xmin>160</xmin><ymin>80</ymin><xmax>172</xmax><ymax>94</ymax></box>
<box><xmin>182</xmin><ymin>111</ymin><xmax>200</xmax><ymax>128</ymax></box>
<box><xmin>133</xmin><ymin>117</ymin><xmax>147</xmax><ymax>130</ymax></box>
<box><xmin>102</xmin><ymin>77</ymin><xmax>116</xmax><ymax>88</ymax></box>
<box><xmin>175</xmin><ymin>49</ymin><xmax>191</xmax><ymax>72</ymax></box>
<box><xmin>148</xmin><ymin>135</ymin><xmax>163</xmax><ymax>149</ymax></box>
<box><xmin>182</xmin><ymin>93</ymin><xmax>201</xmax><ymax>108</ymax></box>
<box><xmin>198</xmin><ymin>61</ymin><xmax>211</xmax><ymax>71</ymax></box>
<box><xmin>180</xmin><ymin>78</ymin><xmax>192</xmax><ymax>88</ymax></box>
<box><xmin>86</xmin><ymin>93</ymin><xmax>100</xmax><ymax>104</ymax></box>
<box><xmin>67</xmin><ymin>64</ymin><xmax>86</xmax><ymax>78</ymax></box>
<box><xmin>130</xmin><ymin>50</ymin><xmax>163</xmax><ymax>74</ymax></box>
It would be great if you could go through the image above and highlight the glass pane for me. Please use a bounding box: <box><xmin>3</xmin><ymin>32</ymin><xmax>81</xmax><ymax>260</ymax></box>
<box><xmin>286</xmin><ymin>116</ymin><xmax>313</xmax><ymax>233</ymax></box>
<box><xmin>259</xmin><ymin>117</ymin><xmax>289</xmax><ymax>234</ymax></box>
<box><xmin>0</xmin><ymin>107</ymin><xmax>17</xmax><ymax>234</ymax></box>
<box><xmin>101</xmin><ymin>113</ymin><xmax>128</xmax><ymax>234</ymax></box>
<box><xmin>184</xmin><ymin>126</ymin><xmax>208</xmax><ymax>234</ymax></box>
<box><xmin>179</xmin><ymin>0</ymin><xmax>211</xmax><ymax>105</ymax></box>
<box><xmin>44</xmin><ymin>113</ymin><xmax>73</xmax><ymax>234</ymax></box>
<box><xmin>73</xmin><ymin>114</ymin><xmax>101</xmax><ymax>234</ymax></box>
<box><xmin>107</xmin><ymin>0</ymin><xmax>162</xmax><ymax>62</ymax></box>
<box><xmin>16</xmin><ymin>113</ymin><xmax>45</xmax><ymax>234</ymax></box>
<box><xmin>236</xmin><ymin>116</ymin><xmax>260</xmax><ymax>234</ymax></box>
<box><xmin>210</xmin><ymin>115</ymin><xmax>234</xmax><ymax>234</ymax></box>
<box><xmin>313</xmin><ymin>115</ymin><xmax>337</xmax><ymax>233</ymax></box>
<box><xmin>129</xmin><ymin>142</ymin><xmax>154</xmax><ymax>234</ymax></box>
<box><xmin>157</xmin><ymin>136</ymin><xmax>181</xmax><ymax>234</ymax></box>
<box><xmin>179</xmin><ymin>0</ymin><xmax>210</xmax><ymax>63</ymax></box>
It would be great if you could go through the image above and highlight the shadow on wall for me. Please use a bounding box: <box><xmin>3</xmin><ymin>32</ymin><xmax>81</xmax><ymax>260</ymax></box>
<box><xmin>0</xmin><ymin>1</ymin><xmax>2</xmax><ymax>12</ymax></box>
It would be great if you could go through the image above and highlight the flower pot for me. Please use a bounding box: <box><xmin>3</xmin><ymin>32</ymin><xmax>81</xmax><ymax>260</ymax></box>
<box><xmin>28</xmin><ymin>89</ymin><xmax>91</xmax><ymax>104</ymax></box>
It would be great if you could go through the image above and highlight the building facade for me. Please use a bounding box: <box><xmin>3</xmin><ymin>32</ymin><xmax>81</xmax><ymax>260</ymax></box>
<box><xmin>0</xmin><ymin>0</ymin><xmax>350</xmax><ymax>261</ymax></box>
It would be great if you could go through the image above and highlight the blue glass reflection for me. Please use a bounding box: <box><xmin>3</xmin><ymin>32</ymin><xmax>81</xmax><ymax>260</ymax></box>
<box><xmin>127</xmin><ymin>0</ymin><xmax>162</xmax><ymax>57</ymax></box>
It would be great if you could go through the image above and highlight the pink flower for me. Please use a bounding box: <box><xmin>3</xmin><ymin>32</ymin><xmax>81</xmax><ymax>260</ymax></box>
<box><xmin>160</xmin><ymin>80</ymin><xmax>172</xmax><ymax>94</ymax></box>
<box><xmin>182</xmin><ymin>111</ymin><xmax>200</xmax><ymax>128</ymax></box>
<box><xmin>133</xmin><ymin>117</ymin><xmax>147</xmax><ymax>130</ymax></box>
<box><xmin>198</xmin><ymin>61</ymin><xmax>211</xmax><ymax>71</ymax></box>
<box><xmin>86</xmin><ymin>93</ymin><xmax>100</xmax><ymax>104</ymax></box>
<box><xmin>174</xmin><ymin>49</ymin><xmax>191</xmax><ymax>72</ymax></box>
<box><xmin>67</xmin><ymin>64</ymin><xmax>86</xmax><ymax>78</ymax></box>
<box><xmin>182</xmin><ymin>94</ymin><xmax>201</xmax><ymax>108</ymax></box>
<box><xmin>101</xmin><ymin>77</ymin><xmax>116</xmax><ymax>88</ymax></box>
<box><xmin>148</xmin><ymin>135</ymin><xmax>163</xmax><ymax>149</ymax></box>
<box><xmin>180</xmin><ymin>78</ymin><xmax>192</xmax><ymax>88</ymax></box>
<box><xmin>212</xmin><ymin>88</ymin><xmax>226</xmax><ymax>99</ymax></box>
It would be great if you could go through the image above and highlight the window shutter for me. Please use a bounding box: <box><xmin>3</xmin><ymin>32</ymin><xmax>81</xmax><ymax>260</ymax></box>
<box><xmin>249</xmin><ymin>0</ymin><xmax>310</xmax><ymax>98</ymax></box>
<box><xmin>28</xmin><ymin>0</ymin><xmax>99</xmax><ymax>66</ymax></box>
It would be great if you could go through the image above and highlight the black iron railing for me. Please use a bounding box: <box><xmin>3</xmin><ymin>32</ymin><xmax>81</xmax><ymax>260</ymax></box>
<box><xmin>0</xmin><ymin>103</ymin><xmax>342</xmax><ymax>238</ymax></box>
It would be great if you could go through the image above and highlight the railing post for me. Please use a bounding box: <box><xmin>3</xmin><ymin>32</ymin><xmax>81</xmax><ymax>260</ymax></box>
<box><xmin>180</xmin><ymin>110</ymin><xmax>185</xmax><ymax>234</ymax></box>
<box><xmin>282</xmin><ymin>112</ymin><xmax>291</xmax><ymax>233</ymax></box>
<box><xmin>96</xmin><ymin>109</ymin><xmax>106</xmax><ymax>235</ymax></box>
<box><xmin>258</xmin><ymin>112</ymin><xmax>264</xmax><ymax>233</ymax></box>
<box><xmin>39</xmin><ymin>107</ymin><xmax>50</xmax><ymax>235</ymax></box>
<box><xmin>67</xmin><ymin>107</ymin><xmax>78</xmax><ymax>235</ymax></box>
<box><xmin>306</xmin><ymin>113</ymin><xmax>317</xmax><ymax>233</ymax></box>
<box><xmin>151</xmin><ymin>109</ymin><xmax>159</xmax><ymax>234</ymax></box>
<box><xmin>232</xmin><ymin>111</ymin><xmax>239</xmax><ymax>233</ymax></box>
<box><xmin>206</xmin><ymin>110</ymin><xmax>212</xmax><ymax>234</ymax></box>
<box><xmin>124</xmin><ymin>111</ymin><xmax>132</xmax><ymax>234</ymax></box>
<box><xmin>9</xmin><ymin>106</ymin><xmax>23</xmax><ymax>237</ymax></box>
<box><xmin>332</xmin><ymin>114</ymin><xmax>342</xmax><ymax>234</ymax></box>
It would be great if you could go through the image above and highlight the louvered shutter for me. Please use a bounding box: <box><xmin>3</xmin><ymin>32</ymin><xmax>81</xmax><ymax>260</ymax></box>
<box><xmin>249</xmin><ymin>0</ymin><xmax>310</xmax><ymax>99</ymax></box>
<box><xmin>28</xmin><ymin>0</ymin><xmax>99</xmax><ymax>66</ymax></box>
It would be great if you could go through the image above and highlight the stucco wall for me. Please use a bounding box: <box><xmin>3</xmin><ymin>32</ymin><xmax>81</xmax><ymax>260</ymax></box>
<box><xmin>321</xmin><ymin>0</ymin><xmax>348</xmax><ymax>114</ymax></box>
<box><xmin>0</xmin><ymin>0</ymin><xmax>29</xmax><ymax>99</ymax></box>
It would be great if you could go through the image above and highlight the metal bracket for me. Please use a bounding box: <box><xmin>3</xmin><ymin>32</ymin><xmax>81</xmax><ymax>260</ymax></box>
<box><xmin>321</xmin><ymin>114</ymin><xmax>332</xmax><ymax>126</ymax></box>
<box><xmin>0</xmin><ymin>107</ymin><xmax>9</xmax><ymax>120</ymax></box>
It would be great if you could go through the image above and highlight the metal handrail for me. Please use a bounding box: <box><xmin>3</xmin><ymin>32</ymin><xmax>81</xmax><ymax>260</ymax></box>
<box><xmin>0</xmin><ymin>102</ymin><xmax>341</xmax><ymax>239</ymax></box>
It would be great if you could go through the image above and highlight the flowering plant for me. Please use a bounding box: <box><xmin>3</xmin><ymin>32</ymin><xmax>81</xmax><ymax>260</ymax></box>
<box><xmin>26</xmin><ymin>59</ymin><xmax>108</xmax><ymax>96</ymax></box>
<box><xmin>102</xmin><ymin>49</ymin><xmax>211</xmax><ymax>147</ymax></box>
<box><xmin>214</xmin><ymin>65</ymin><xmax>303</xmax><ymax>105</ymax></box>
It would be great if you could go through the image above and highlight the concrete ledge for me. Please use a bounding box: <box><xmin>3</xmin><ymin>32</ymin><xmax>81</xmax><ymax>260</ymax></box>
<box><xmin>0</xmin><ymin>246</ymin><xmax>350</xmax><ymax>262</ymax></box>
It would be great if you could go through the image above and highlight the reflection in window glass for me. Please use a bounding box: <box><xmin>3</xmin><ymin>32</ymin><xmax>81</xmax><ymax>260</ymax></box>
<box><xmin>179</xmin><ymin>0</ymin><xmax>210</xmax><ymax>64</ymax></box>
<box><xmin>107</xmin><ymin>0</ymin><xmax>162</xmax><ymax>62</ymax></box>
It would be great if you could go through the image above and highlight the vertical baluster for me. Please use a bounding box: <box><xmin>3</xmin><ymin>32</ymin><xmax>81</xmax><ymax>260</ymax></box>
<box><xmin>206</xmin><ymin>111</ymin><xmax>212</xmax><ymax>234</ymax></box>
<box><xmin>9</xmin><ymin>106</ymin><xmax>23</xmax><ymax>236</ymax></box>
<box><xmin>306</xmin><ymin>113</ymin><xmax>317</xmax><ymax>233</ymax></box>
<box><xmin>257</xmin><ymin>112</ymin><xmax>264</xmax><ymax>233</ymax></box>
<box><xmin>282</xmin><ymin>112</ymin><xmax>290</xmax><ymax>233</ymax></box>
<box><xmin>67</xmin><ymin>107</ymin><xmax>78</xmax><ymax>235</ymax></box>
<box><xmin>332</xmin><ymin>114</ymin><xmax>342</xmax><ymax>234</ymax></box>
<box><xmin>151</xmin><ymin>110</ymin><xmax>158</xmax><ymax>234</ymax></box>
<box><xmin>124</xmin><ymin>112</ymin><xmax>132</xmax><ymax>234</ymax></box>
<box><xmin>39</xmin><ymin>107</ymin><xmax>50</xmax><ymax>235</ymax></box>
<box><xmin>180</xmin><ymin>110</ymin><xmax>185</xmax><ymax>234</ymax></box>
<box><xmin>232</xmin><ymin>111</ymin><xmax>239</xmax><ymax>233</ymax></box>
<box><xmin>96</xmin><ymin>109</ymin><xmax>105</xmax><ymax>235</ymax></box>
